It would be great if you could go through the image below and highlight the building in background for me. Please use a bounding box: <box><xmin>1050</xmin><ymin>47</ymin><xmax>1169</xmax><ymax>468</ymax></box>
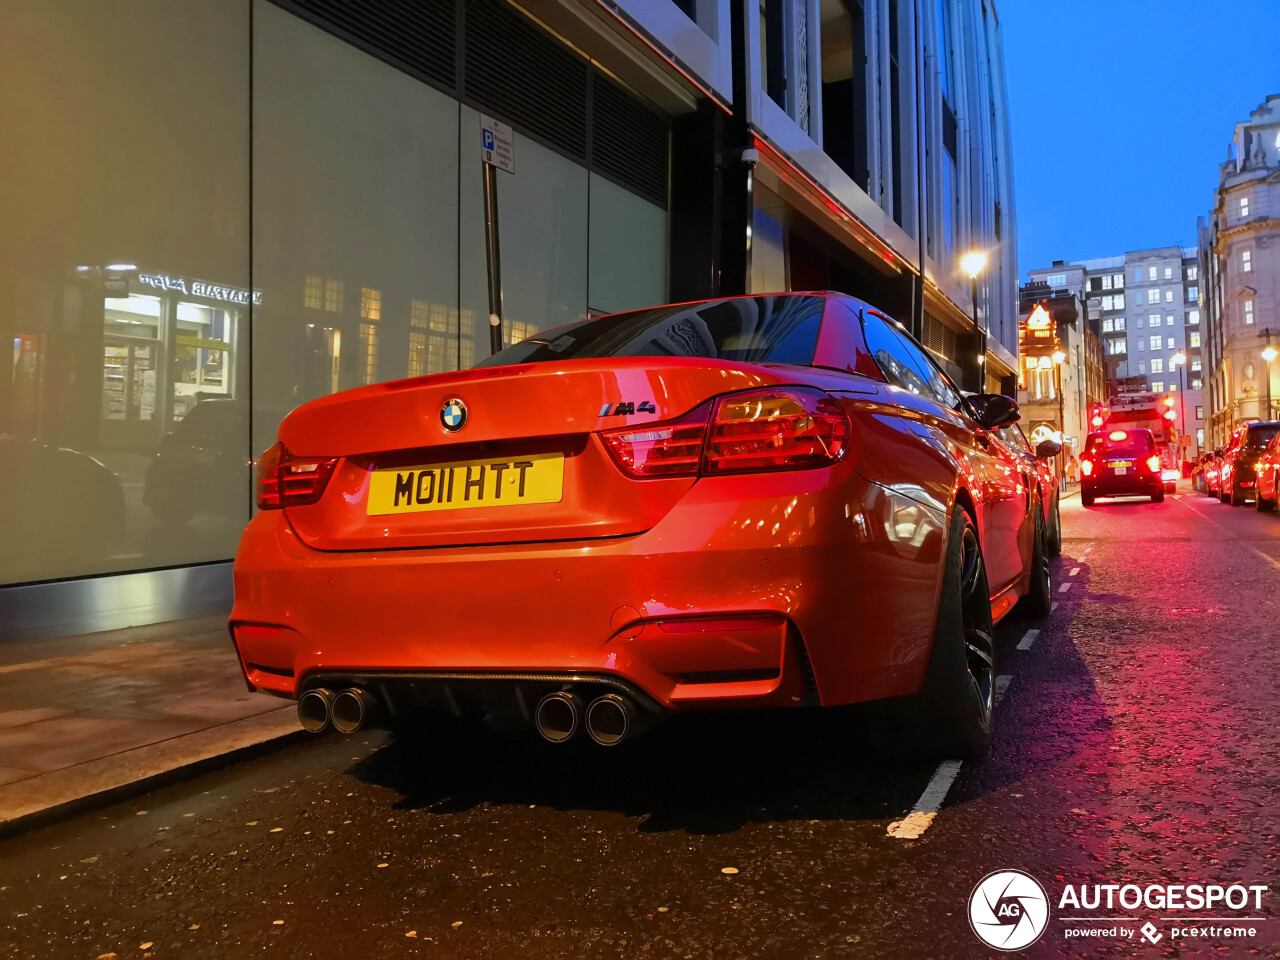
<box><xmin>1026</xmin><ymin>244</ymin><xmax>1203</xmax><ymax>456</ymax></box>
<box><xmin>1016</xmin><ymin>284</ymin><xmax>1098</xmax><ymax>462</ymax></box>
<box><xmin>1201</xmin><ymin>95</ymin><xmax>1280</xmax><ymax>451</ymax></box>
<box><xmin>0</xmin><ymin>0</ymin><xmax>1018</xmax><ymax>638</ymax></box>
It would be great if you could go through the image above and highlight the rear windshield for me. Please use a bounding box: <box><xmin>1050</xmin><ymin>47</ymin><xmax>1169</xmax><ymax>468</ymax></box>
<box><xmin>476</xmin><ymin>295</ymin><xmax>825</xmax><ymax>367</ymax></box>
<box><xmin>1085</xmin><ymin>430</ymin><xmax>1155</xmax><ymax>456</ymax></box>
<box><xmin>1244</xmin><ymin>424</ymin><xmax>1280</xmax><ymax>450</ymax></box>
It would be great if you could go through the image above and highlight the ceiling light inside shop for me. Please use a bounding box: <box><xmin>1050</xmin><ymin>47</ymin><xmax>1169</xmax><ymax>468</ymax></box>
<box><xmin>106</xmin><ymin>262</ymin><xmax>137</xmax><ymax>272</ymax></box>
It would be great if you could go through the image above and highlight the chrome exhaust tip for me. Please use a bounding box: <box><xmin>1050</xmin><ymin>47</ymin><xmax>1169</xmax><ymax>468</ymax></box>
<box><xmin>534</xmin><ymin>691</ymin><xmax>582</xmax><ymax>743</ymax></box>
<box><xmin>330</xmin><ymin>687</ymin><xmax>377</xmax><ymax>735</ymax></box>
<box><xmin>585</xmin><ymin>694</ymin><xmax>634</xmax><ymax>747</ymax></box>
<box><xmin>297</xmin><ymin>687</ymin><xmax>334</xmax><ymax>734</ymax></box>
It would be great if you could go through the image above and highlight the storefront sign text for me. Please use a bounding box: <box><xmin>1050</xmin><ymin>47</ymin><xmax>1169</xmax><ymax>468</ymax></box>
<box><xmin>139</xmin><ymin>272</ymin><xmax>262</xmax><ymax>306</ymax></box>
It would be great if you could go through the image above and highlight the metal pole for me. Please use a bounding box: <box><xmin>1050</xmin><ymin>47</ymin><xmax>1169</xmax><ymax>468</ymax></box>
<box><xmin>971</xmin><ymin>276</ymin><xmax>982</xmax><ymax>392</ymax></box>
<box><xmin>1057</xmin><ymin>362</ymin><xmax>1066</xmax><ymax>490</ymax></box>
<box><xmin>482</xmin><ymin>163</ymin><xmax>504</xmax><ymax>356</ymax></box>
<box><xmin>1178</xmin><ymin>364</ymin><xmax>1186</xmax><ymax>457</ymax></box>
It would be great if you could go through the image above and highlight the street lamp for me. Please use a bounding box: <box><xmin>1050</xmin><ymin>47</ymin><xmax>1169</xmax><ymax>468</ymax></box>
<box><xmin>1052</xmin><ymin>349</ymin><xmax>1067</xmax><ymax>489</ymax></box>
<box><xmin>1171</xmin><ymin>351</ymin><xmax>1187</xmax><ymax>461</ymax></box>
<box><xmin>1263</xmin><ymin>334</ymin><xmax>1277</xmax><ymax>420</ymax></box>
<box><xmin>961</xmin><ymin>251</ymin><xmax>988</xmax><ymax>391</ymax></box>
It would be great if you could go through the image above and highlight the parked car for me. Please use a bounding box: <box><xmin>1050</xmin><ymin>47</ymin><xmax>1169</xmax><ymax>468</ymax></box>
<box><xmin>1253</xmin><ymin>433</ymin><xmax>1280</xmax><ymax>512</ymax></box>
<box><xmin>1204</xmin><ymin>449</ymin><xmax>1224</xmax><ymax>495</ymax></box>
<box><xmin>0</xmin><ymin>435</ymin><xmax>124</xmax><ymax>583</ymax></box>
<box><xmin>144</xmin><ymin>398</ymin><xmax>252</xmax><ymax>526</ymax></box>
<box><xmin>1079</xmin><ymin>428</ymin><xmax>1164</xmax><ymax>505</ymax></box>
<box><xmin>1219</xmin><ymin>421</ymin><xmax>1280</xmax><ymax>506</ymax></box>
<box><xmin>230</xmin><ymin>293</ymin><xmax>1055</xmax><ymax>759</ymax></box>
<box><xmin>997</xmin><ymin>423</ymin><xmax>1062</xmax><ymax>556</ymax></box>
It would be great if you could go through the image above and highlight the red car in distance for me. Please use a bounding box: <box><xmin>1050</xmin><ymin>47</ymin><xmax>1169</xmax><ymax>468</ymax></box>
<box><xmin>230</xmin><ymin>293</ymin><xmax>1054</xmax><ymax>758</ymax></box>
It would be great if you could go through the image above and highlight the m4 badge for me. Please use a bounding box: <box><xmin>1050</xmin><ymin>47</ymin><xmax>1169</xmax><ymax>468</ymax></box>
<box><xmin>598</xmin><ymin>401</ymin><xmax>656</xmax><ymax>417</ymax></box>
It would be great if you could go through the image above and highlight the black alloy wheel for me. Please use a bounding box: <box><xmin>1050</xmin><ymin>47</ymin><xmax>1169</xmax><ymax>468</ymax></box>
<box><xmin>913</xmin><ymin>509</ymin><xmax>997</xmax><ymax>758</ymax></box>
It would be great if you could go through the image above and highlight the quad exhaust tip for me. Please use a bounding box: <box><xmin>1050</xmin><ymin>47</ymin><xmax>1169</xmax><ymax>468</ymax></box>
<box><xmin>585</xmin><ymin>694</ymin><xmax>634</xmax><ymax>747</ymax></box>
<box><xmin>297</xmin><ymin>687</ymin><xmax>334</xmax><ymax>734</ymax></box>
<box><xmin>534</xmin><ymin>691</ymin><xmax>582</xmax><ymax>743</ymax></box>
<box><xmin>331</xmin><ymin>687</ymin><xmax>376</xmax><ymax>735</ymax></box>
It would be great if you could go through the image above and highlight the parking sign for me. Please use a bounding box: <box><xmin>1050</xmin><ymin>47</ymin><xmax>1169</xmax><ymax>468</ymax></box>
<box><xmin>479</xmin><ymin>115</ymin><xmax>514</xmax><ymax>173</ymax></box>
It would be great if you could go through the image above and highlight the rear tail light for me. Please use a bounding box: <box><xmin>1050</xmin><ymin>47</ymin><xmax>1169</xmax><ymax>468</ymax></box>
<box><xmin>256</xmin><ymin>442</ymin><xmax>339</xmax><ymax>509</ymax></box>
<box><xmin>1080</xmin><ymin>459</ymin><xmax>1093</xmax><ymax>476</ymax></box>
<box><xmin>1146</xmin><ymin>455</ymin><xmax>1161</xmax><ymax>472</ymax></box>
<box><xmin>703</xmin><ymin>388</ymin><xmax>849</xmax><ymax>474</ymax></box>
<box><xmin>600</xmin><ymin>405</ymin><xmax>710</xmax><ymax>478</ymax></box>
<box><xmin>600</xmin><ymin>387</ymin><xmax>850</xmax><ymax>479</ymax></box>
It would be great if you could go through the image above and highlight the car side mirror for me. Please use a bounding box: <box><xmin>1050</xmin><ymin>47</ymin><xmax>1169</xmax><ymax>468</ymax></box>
<box><xmin>969</xmin><ymin>393</ymin><xmax>1021</xmax><ymax>431</ymax></box>
<box><xmin>1035</xmin><ymin>439</ymin><xmax>1062</xmax><ymax>460</ymax></box>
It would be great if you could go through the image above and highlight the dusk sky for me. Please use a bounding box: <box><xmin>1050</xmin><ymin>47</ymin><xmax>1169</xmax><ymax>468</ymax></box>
<box><xmin>1001</xmin><ymin>0</ymin><xmax>1280</xmax><ymax>278</ymax></box>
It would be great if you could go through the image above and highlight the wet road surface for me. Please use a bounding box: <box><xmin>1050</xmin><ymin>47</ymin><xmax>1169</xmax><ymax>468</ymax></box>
<box><xmin>1</xmin><ymin>484</ymin><xmax>1277</xmax><ymax>959</ymax></box>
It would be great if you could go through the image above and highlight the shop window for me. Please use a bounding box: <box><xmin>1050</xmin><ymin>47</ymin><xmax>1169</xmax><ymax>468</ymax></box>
<box><xmin>760</xmin><ymin>0</ymin><xmax>788</xmax><ymax>113</ymax></box>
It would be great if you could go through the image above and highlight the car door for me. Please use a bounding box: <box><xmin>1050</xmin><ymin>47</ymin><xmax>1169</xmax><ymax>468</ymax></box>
<box><xmin>859</xmin><ymin>311</ymin><xmax>1025</xmax><ymax>594</ymax></box>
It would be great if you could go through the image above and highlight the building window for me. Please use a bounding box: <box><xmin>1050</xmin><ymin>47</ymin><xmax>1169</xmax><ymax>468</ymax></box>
<box><xmin>1152</xmin><ymin>380</ymin><xmax>1164</xmax><ymax>392</ymax></box>
<box><xmin>822</xmin><ymin>0</ymin><xmax>870</xmax><ymax>191</ymax></box>
<box><xmin>1241</xmin><ymin>196</ymin><xmax>1250</xmax><ymax>217</ymax></box>
<box><xmin>1137</xmin><ymin>338</ymin><xmax>1145</xmax><ymax>351</ymax></box>
<box><xmin>1187</xmin><ymin>285</ymin><xmax>1199</xmax><ymax>301</ymax></box>
<box><xmin>1243</xmin><ymin>250</ymin><xmax>1253</xmax><ymax>272</ymax></box>
<box><xmin>1187</xmin><ymin>265</ymin><xmax>1198</xmax><ymax>281</ymax></box>
<box><xmin>324</xmin><ymin>279</ymin><xmax>343</xmax><ymax>313</ymax></box>
<box><xmin>1164</xmin><ymin>266</ymin><xmax>1173</xmax><ymax>279</ymax></box>
<box><xmin>1115</xmin><ymin>294</ymin><xmax>1125</xmax><ymax>309</ymax></box>
<box><xmin>1188</xmin><ymin>309</ymin><xmax>1200</xmax><ymax>324</ymax></box>
<box><xmin>1195</xmin><ymin>405</ymin><xmax>1204</xmax><ymax>419</ymax></box>
<box><xmin>303</xmin><ymin>275</ymin><xmax>323</xmax><ymax>310</ymax></box>
<box><xmin>1102</xmin><ymin>318</ymin><xmax>1114</xmax><ymax>332</ymax></box>
<box><xmin>1138</xmin><ymin>360</ymin><xmax>1147</xmax><ymax>374</ymax></box>
<box><xmin>1046</xmin><ymin>272</ymin><xmax>1067</xmax><ymax>287</ymax></box>
<box><xmin>1134</xmin><ymin>268</ymin><xmax>1143</xmax><ymax>282</ymax></box>
<box><xmin>1244</xmin><ymin>300</ymin><xmax>1255</xmax><ymax>324</ymax></box>
<box><xmin>1101</xmin><ymin>275</ymin><xmax>1112</xmax><ymax>290</ymax></box>
<box><xmin>1102</xmin><ymin>295</ymin><xmax>1113</xmax><ymax>310</ymax></box>
<box><xmin>1190</xmin><ymin>331</ymin><xmax>1201</xmax><ymax>348</ymax></box>
<box><xmin>1114</xmin><ymin>273</ymin><xmax>1125</xmax><ymax>288</ymax></box>
<box><xmin>1165</xmin><ymin>315</ymin><xmax>1174</xmax><ymax>326</ymax></box>
<box><xmin>1192</xmin><ymin>357</ymin><xmax>1201</xmax><ymax>372</ymax></box>
<box><xmin>1115</xmin><ymin>316</ymin><xmax>1126</xmax><ymax>330</ymax></box>
<box><xmin>1149</xmin><ymin>266</ymin><xmax>1157</xmax><ymax>281</ymax></box>
<box><xmin>1149</xmin><ymin>313</ymin><xmax>1160</xmax><ymax>326</ymax></box>
<box><xmin>1163</xmin><ymin>289</ymin><xmax>1172</xmax><ymax>303</ymax></box>
<box><xmin>1135</xmin><ymin>291</ymin><xmax>1144</xmax><ymax>306</ymax></box>
<box><xmin>359</xmin><ymin>287</ymin><xmax>381</xmax><ymax>385</ymax></box>
<box><xmin>1150</xmin><ymin>335</ymin><xmax>1162</xmax><ymax>350</ymax></box>
<box><xmin>1151</xmin><ymin>358</ymin><xmax>1164</xmax><ymax>374</ymax></box>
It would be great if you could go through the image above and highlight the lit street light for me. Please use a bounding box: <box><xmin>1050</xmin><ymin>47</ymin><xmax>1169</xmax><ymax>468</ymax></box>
<box><xmin>1171</xmin><ymin>351</ymin><xmax>1188</xmax><ymax>461</ymax></box>
<box><xmin>1052</xmin><ymin>349</ymin><xmax>1067</xmax><ymax>489</ymax></box>
<box><xmin>962</xmin><ymin>251</ymin><xmax>988</xmax><ymax>390</ymax></box>
<box><xmin>1263</xmin><ymin>334</ymin><xmax>1277</xmax><ymax>420</ymax></box>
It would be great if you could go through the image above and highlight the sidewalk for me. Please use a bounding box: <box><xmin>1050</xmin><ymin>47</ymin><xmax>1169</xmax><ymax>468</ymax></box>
<box><xmin>0</xmin><ymin>617</ymin><xmax>299</xmax><ymax>829</ymax></box>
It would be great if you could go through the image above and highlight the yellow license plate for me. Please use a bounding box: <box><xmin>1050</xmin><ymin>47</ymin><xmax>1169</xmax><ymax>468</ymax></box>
<box><xmin>367</xmin><ymin>453</ymin><xmax>564</xmax><ymax>516</ymax></box>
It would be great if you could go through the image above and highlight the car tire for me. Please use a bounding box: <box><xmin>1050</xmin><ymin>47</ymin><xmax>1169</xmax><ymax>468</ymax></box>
<box><xmin>1230</xmin><ymin>484</ymin><xmax>1246</xmax><ymax>506</ymax></box>
<box><xmin>1152</xmin><ymin>487</ymin><xmax>1165</xmax><ymax>504</ymax></box>
<box><xmin>1081</xmin><ymin>488</ymin><xmax>1095</xmax><ymax>507</ymax></box>
<box><xmin>1257</xmin><ymin>488</ymin><xmax>1275</xmax><ymax>512</ymax></box>
<box><xmin>1047</xmin><ymin>497</ymin><xmax>1062</xmax><ymax>557</ymax></box>
<box><xmin>1220</xmin><ymin>487</ymin><xmax>1231</xmax><ymax>504</ymax></box>
<box><xmin>912</xmin><ymin>508</ymin><xmax>997</xmax><ymax>759</ymax></box>
<box><xmin>1018</xmin><ymin>508</ymin><xmax>1053</xmax><ymax>620</ymax></box>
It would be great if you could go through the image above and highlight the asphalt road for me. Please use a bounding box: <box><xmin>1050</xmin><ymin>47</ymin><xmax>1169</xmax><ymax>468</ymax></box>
<box><xmin>1</xmin><ymin>483</ymin><xmax>1277</xmax><ymax>959</ymax></box>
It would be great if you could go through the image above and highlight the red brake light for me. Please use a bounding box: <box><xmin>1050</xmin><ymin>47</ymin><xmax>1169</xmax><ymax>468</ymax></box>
<box><xmin>1109</xmin><ymin>430</ymin><xmax>1127</xmax><ymax>441</ymax></box>
<box><xmin>600</xmin><ymin>405</ymin><xmax>710</xmax><ymax>478</ymax></box>
<box><xmin>703</xmin><ymin>387</ymin><xmax>850</xmax><ymax>475</ymax></box>
<box><xmin>1080</xmin><ymin>459</ymin><xmax>1093</xmax><ymax>476</ymax></box>
<box><xmin>600</xmin><ymin>387</ymin><xmax>851</xmax><ymax>479</ymax></box>
<box><xmin>256</xmin><ymin>442</ymin><xmax>339</xmax><ymax>509</ymax></box>
<box><xmin>1146</xmin><ymin>455</ymin><xmax>1161</xmax><ymax>472</ymax></box>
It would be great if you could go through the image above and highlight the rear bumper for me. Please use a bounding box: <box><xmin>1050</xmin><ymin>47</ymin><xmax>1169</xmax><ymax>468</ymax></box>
<box><xmin>1082</xmin><ymin>474</ymin><xmax>1161</xmax><ymax>497</ymax></box>
<box><xmin>229</xmin><ymin>471</ymin><xmax>946</xmax><ymax>712</ymax></box>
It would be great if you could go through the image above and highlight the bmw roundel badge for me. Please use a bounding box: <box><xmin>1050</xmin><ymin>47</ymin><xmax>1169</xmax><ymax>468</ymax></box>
<box><xmin>440</xmin><ymin>398</ymin><xmax>468</xmax><ymax>432</ymax></box>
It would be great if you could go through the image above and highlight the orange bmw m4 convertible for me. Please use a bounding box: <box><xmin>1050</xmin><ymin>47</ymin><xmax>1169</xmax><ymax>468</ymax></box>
<box><xmin>230</xmin><ymin>293</ymin><xmax>1054</xmax><ymax>757</ymax></box>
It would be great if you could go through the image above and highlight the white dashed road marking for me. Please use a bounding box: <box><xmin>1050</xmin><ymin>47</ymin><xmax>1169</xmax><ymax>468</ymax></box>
<box><xmin>887</xmin><ymin>759</ymin><xmax>963</xmax><ymax>840</ymax></box>
<box><xmin>1069</xmin><ymin>567</ymin><xmax>1080</xmax><ymax>576</ymax></box>
<box><xmin>1059</xmin><ymin>581</ymin><xmax>1072</xmax><ymax>593</ymax></box>
<box><xmin>1051</xmin><ymin>602</ymin><xmax>1058</xmax><ymax>613</ymax></box>
<box><xmin>994</xmin><ymin>674</ymin><xmax>1012</xmax><ymax>705</ymax></box>
<box><xmin>1017</xmin><ymin>628</ymin><xmax>1040</xmax><ymax>651</ymax></box>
